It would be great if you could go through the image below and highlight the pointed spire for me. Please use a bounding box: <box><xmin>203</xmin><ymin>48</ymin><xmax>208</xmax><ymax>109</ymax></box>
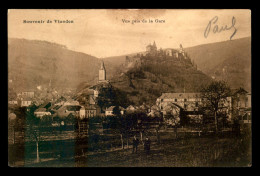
<box><xmin>153</xmin><ymin>41</ymin><xmax>156</xmax><ymax>47</ymax></box>
<box><xmin>100</xmin><ymin>60</ymin><xmax>105</xmax><ymax>70</ymax></box>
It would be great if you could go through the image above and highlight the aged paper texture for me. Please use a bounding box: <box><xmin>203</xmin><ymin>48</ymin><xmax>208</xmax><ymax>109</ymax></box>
<box><xmin>8</xmin><ymin>9</ymin><xmax>251</xmax><ymax>167</ymax></box>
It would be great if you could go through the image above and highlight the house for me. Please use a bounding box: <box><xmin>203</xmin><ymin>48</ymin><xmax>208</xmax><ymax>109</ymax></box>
<box><xmin>80</xmin><ymin>88</ymin><xmax>98</xmax><ymax>105</ymax></box>
<box><xmin>54</xmin><ymin>96</ymin><xmax>67</xmax><ymax>105</ymax></box>
<box><xmin>20</xmin><ymin>97</ymin><xmax>33</xmax><ymax>107</ymax></box>
<box><xmin>34</xmin><ymin>108</ymin><xmax>51</xmax><ymax>118</ymax></box>
<box><xmin>156</xmin><ymin>92</ymin><xmax>232</xmax><ymax>121</ymax></box>
<box><xmin>21</xmin><ymin>91</ymin><xmax>34</xmax><ymax>98</ymax></box>
<box><xmin>156</xmin><ymin>93</ymin><xmax>202</xmax><ymax>111</ymax></box>
<box><xmin>63</xmin><ymin>99</ymin><xmax>79</xmax><ymax>106</ymax></box>
<box><xmin>38</xmin><ymin>102</ymin><xmax>52</xmax><ymax>110</ymax></box>
<box><xmin>54</xmin><ymin>105</ymin><xmax>82</xmax><ymax>118</ymax></box>
<box><xmin>94</xmin><ymin>90</ymin><xmax>99</xmax><ymax>98</ymax></box>
<box><xmin>126</xmin><ymin>105</ymin><xmax>137</xmax><ymax>113</ymax></box>
<box><xmin>231</xmin><ymin>88</ymin><xmax>251</xmax><ymax>123</ymax></box>
<box><xmin>8</xmin><ymin>100</ymin><xmax>18</xmax><ymax>105</ymax></box>
<box><xmin>89</xmin><ymin>95</ymin><xmax>96</xmax><ymax>105</ymax></box>
<box><xmin>232</xmin><ymin>88</ymin><xmax>251</xmax><ymax>109</ymax></box>
<box><xmin>105</xmin><ymin>106</ymin><xmax>125</xmax><ymax>116</ymax></box>
<box><xmin>49</xmin><ymin>104</ymin><xmax>63</xmax><ymax>112</ymax></box>
<box><xmin>161</xmin><ymin>104</ymin><xmax>180</xmax><ymax>116</ymax></box>
<box><xmin>85</xmin><ymin>104</ymin><xmax>101</xmax><ymax>118</ymax></box>
<box><xmin>66</xmin><ymin>105</ymin><xmax>82</xmax><ymax>112</ymax></box>
<box><xmin>79</xmin><ymin>106</ymin><xmax>86</xmax><ymax>119</ymax></box>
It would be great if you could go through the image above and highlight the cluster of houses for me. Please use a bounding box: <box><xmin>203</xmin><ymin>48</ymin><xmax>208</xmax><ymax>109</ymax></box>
<box><xmin>8</xmin><ymin>84</ymin><xmax>76</xmax><ymax>107</ymax></box>
<box><xmin>8</xmin><ymin>91</ymin><xmax>35</xmax><ymax>107</ymax></box>
<box><xmin>154</xmin><ymin>88</ymin><xmax>251</xmax><ymax>124</ymax></box>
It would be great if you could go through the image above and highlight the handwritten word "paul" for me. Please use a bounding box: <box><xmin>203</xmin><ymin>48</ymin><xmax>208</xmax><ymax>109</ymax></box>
<box><xmin>204</xmin><ymin>16</ymin><xmax>237</xmax><ymax>40</ymax></box>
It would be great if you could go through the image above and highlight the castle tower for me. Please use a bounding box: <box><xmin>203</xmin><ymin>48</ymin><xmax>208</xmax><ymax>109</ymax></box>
<box><xmin>146</xmin><ymin>43</ymin><xmax>152</xmax><ymax>53</ymax></box>
<box><xmin>179</xmin><ymin>44</ymin><xmax>184</xmax><ymax>54</ymax></box>
<box><xmin>179</xmin><ymin>44</ymin><xmax>186</xmax><ymax>58</ymax></box>
<box><xmin>99</xmin><ymin>61</ymin><xmax>106</xmax><ymax>82</ymax></box>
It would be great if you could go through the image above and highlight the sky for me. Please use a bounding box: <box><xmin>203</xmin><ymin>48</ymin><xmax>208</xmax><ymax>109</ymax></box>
<box><xmin>8</xmin><ymin>9</ymin><xmax>251</xmax><ymax>58</ymax></box>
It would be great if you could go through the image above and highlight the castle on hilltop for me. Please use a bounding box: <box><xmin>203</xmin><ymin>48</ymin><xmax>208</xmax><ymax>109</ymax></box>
<box><xmin>145</xmin><ymin>41</ymin><xmax>188</xmax><ymax>59</ymax></box>
<box><xmin>124</xmin><ymin>41</ymin><xmax>197</xmax><ymax>69</ymax></box>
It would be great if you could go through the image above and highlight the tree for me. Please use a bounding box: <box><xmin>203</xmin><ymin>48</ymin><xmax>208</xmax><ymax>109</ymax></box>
<box><xmin>112</xmin><ymin>107</ymin><xmax>126</xmax><ymax>149</ymax></box>
<box><xmin>26</xmin><ymin>111</ymin><xmax>42</xmax><ymax>163</ymax></box>
<box><xmin>112</xmin><ymin>106</ymin><xmax>121</xmax><ymax>116</ymax></box>
<box><xmin>201</xmin><ymin>81</ymin><xmax>231</xmax><ymax>134</ymax></box>
<box><xmin>160</xmin><ymin>103</ymin><xmax>181</xmax><ymax>139</ymax></box>
<box><xmin>96</xmin><ymin>86</ymin><xmax>114</xmax><ymax>112</ymax></box>
<box><xmin>41</xmin><ymin>115</ymin><xmax>52</xmax><ymax>126</ymax></box>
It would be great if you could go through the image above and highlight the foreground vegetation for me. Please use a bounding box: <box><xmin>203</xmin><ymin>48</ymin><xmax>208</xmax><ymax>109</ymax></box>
<box><xmin>20</xmin><ymin>131</ymin><xmax>251</xmax><ymax>167</ymax></box>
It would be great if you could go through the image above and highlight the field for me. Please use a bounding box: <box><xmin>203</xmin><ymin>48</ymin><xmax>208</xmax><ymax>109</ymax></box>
<box><xmin>9</xmin><ymin>129</ymin><xmax>251</xmax><ymax>167</ymax></box>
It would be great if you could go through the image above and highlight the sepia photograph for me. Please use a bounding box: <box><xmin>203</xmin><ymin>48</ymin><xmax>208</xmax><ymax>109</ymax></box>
<box><xmin>8</xmin><ymin>9</ymin><xmax>251</xmax><ymax>167</ymax></box>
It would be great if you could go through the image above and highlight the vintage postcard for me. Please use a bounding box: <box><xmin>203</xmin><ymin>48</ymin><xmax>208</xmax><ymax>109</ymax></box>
<box><xmin>8</xmin><ymin>9</ymin><xmax>251</xmax><ymax>167</ymax></box>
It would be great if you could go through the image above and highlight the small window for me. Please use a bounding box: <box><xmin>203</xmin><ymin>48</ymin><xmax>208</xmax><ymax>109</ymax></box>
<box><xmin>175</xmin><ymin>99</ymin><xmax>177</xmax><ymax>102</ymax></box>
<box><xmin>184</xmin><ymin>99</ymin><xmax>187</xmax><ymax>102</ymax></box>
<box><xmin>195</xmin><ymin>102</ymin><xmax>198</xmax><ymax>107</ymax></box>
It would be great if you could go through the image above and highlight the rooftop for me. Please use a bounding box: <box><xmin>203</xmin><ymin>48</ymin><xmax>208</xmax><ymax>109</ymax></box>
<box><xmin>158</xmin><ymin>93</ymin><xmax>201</xmax><ymax>99</ymax></box>
<box><xmin>21</xmin><ymin>97</ymin><xmax>33</xmax><ymax>101</ymax></box>
<box><xmin>106</xmin><ymin>106</ymin><xmax>125</xmax><ymax>111</ymax></box>
<box><xmin>35</xmin><ymin>108</ymin><xmax>47</xmax><ymax>112</ymax></box>
<box><xmin>39</xmin><ymin>102</ymin><xmax>51</xmax><ymax>109</ymax></box>
<box><xmin>66</xmin><ymin>105</ymin><xmax>82</xmax><ymax>111</ymax></box>
<box><xmin>85</xmin><ymin>104</ymin><xmax>99</xmax><ymax>110</ymax></box>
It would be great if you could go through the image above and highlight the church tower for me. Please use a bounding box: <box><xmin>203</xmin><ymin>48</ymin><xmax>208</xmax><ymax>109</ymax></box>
<box><xmin>153</xmin><ymin>41</ymin><xmax>157</xmax><ymax>50</ymax></box>
<box><xmin>99</xmin><ymin>61</ymin><xmax>106</xmax><ymax>82</ymax></box>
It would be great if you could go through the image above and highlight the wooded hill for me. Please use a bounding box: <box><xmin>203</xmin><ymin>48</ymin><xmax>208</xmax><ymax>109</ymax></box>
<box><xmin>109</xmin><ymin>55</ymin><xmax>212</xmax><ymax>106</ymax></box>
<box><xmin>104</xmin><ymin>37</ymin><xmax>251</xmax><ymax>92</ymax></box>
<box><xmin>8</xmin><ymin>38</ymin><xmax>101</xmax><ymax>92</ymax></box>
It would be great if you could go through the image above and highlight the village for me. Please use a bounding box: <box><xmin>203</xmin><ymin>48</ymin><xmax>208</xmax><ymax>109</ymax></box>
<box><xmin>10</xmin><ymin>42</ymin><xmax>251</xmax><ymax>121</ymax></box>
<box><xmin>8</xmin><ymin>42</ymin><xmax>252</xmax><ymax>167</ymax></box>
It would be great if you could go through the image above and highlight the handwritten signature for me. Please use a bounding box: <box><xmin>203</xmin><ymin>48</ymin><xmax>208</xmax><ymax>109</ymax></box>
<box><xmin>204</xmin><ymin>16</ymin><xmax>237</xmax><ymax>40</ymax></box>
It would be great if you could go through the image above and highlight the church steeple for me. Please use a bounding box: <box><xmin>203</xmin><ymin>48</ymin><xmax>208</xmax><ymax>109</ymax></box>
<box><xmin>99</xmin><ymin>60</ymin><xmax>106</xmax><ymax>82</ymax></box>
<box><xmin>153</xmin><ymin>41</ymin><xmax>156</xmax><ymax>47</ymax></box>
<box><xmin>100</xmin><ymin>60</ymin><xmax>105</xmax><ymax>70</ymax></box>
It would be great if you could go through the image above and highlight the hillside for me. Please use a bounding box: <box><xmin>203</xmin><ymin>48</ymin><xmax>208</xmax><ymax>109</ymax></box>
<box><xmin>103</xmin><ymin>37</ymin><xmax>251</xmax><ymax>92</ymax></box>
<box><xmin>185</xmin><ymin>37</ymin><xmax>251</xmax><ymax>91</ymax></box>
<box><xmin>8</xmin><ymin>37</ymin><xmax>251</xmax><ymax>105</ymax></box>
<box><xmin>109</xmin><ymin>55</ymin><xmax>212</xmax><ymax>106</ymax></box>
<box><xmin>102</xmin><ymin>52</ymin><xmax>146</xmax><ymax>78</ymax></box>
<box><xmin>8</xmin><ymin>38</ymin><xmax>101</xmax><ymax>92</ymax></box>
